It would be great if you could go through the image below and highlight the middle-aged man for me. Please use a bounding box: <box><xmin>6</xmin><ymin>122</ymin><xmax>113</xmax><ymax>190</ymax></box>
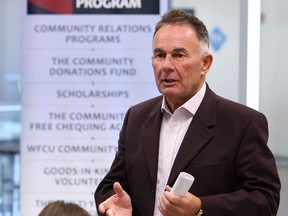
<box><xmin>95</xmin><ymin>9</ymin><xmax>281</xmax><ymax>216</ymax></box>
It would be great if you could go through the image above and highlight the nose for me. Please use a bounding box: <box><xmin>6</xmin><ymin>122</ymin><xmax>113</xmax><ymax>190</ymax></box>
<box><xmin>162</xmin><ymin>55</ymin><xmax>175</xmax><ymax>71</ymax></box>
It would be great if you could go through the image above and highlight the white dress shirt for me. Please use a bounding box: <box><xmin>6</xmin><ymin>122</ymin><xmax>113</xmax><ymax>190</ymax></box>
<box><xmin>153</xmin><ymin>83</ymin><xmax>206</xmax><ymax>216</ymax></box>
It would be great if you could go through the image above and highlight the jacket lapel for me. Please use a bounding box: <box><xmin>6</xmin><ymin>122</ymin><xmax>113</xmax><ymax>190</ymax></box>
<box><xmin>168</xmin><ymin>115</ymin><xmax>214</xmax><ymax>184</ymax></box>
<box><xmin>168</xmin><ymin>86</ymin><xmax>217</xmax><ymax>184</ymax></box>
<box><xmin>142</xmin><ymin>98</ymin><xmax>163</xmax><ymax>187</ymax></box>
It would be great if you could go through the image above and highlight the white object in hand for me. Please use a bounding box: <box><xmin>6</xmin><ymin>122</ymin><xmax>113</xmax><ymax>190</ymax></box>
<box><xmin>171</xmin><ymin>172</ymin><xmax>195</xmax><ymax>197</ymax></box>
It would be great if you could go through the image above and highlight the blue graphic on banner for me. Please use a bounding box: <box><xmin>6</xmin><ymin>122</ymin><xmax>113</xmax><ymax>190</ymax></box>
<box><xmin>210</xmin><ymin>27</ymin><xmax>227</xmax><ymax>52</ymax></box>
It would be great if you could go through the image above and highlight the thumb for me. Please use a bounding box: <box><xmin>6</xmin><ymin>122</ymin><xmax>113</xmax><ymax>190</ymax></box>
<box><xmin>113</xmin><ymin>182</ymin><xmax>126</xmax><ymax>197</ymax></box>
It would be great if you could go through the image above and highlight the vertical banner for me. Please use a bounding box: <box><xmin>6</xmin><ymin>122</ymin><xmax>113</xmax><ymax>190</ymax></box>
<box><xmin>21</xmin><ymin>0</ymin><xmax>168</xmax><ymax>215</ymax></box>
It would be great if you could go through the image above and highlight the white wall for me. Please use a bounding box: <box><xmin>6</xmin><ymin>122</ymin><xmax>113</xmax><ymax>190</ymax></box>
<box><xmin>261</xmin><ymin>0</ymin><xmax>288</xmax><ymax>156</ymax></box>
<box><xmin>260</xmin><ymin>1</ymin><xmax>288</xmax><ymax>212</ymax></box>
<box><xmin>171</xmin><ymin>0</ymin><xmax>241</xmax><ymax>102</ymax></box>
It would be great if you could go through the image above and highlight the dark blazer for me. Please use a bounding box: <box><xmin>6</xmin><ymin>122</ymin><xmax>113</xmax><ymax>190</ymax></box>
<box><xmin>95</xmin><ymin>84</ymin><xmax>281</xmax><ymax>216</ymax></box>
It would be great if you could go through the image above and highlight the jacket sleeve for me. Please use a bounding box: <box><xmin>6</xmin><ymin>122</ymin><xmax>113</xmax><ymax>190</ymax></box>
<box><xmin>94</xmin><ymin>108</ymin><xmax>131</xmax><ymax>215</ymax></box>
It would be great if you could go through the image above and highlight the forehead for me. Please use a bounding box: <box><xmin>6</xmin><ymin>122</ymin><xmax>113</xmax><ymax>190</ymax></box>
<box><xmin>153</xmin><ymin>24</ymin><xmax>199</xmax><ymax>50</ymax></box>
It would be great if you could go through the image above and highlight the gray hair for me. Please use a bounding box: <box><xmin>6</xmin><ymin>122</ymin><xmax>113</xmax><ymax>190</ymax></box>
<box><xmin>154</xmin><ymin>9</ymin><xmax>210</xmax><ymax>52</ymax></box>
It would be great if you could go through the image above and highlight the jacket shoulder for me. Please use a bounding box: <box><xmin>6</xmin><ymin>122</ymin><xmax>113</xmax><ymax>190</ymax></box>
<box><xmin>130</xmin><ymin>95</ymin><xmax>163</xmax><ymax>112</ymax></box>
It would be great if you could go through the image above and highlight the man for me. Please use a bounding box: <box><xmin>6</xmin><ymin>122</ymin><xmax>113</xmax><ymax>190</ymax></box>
<box><xmin>95</xmin><ymin>9</ymin><xmax>281</xmax><ymax>216</ymax></box>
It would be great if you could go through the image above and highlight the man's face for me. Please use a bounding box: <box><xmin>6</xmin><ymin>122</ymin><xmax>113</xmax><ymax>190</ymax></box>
<box><xmin>152</xmin><ymin>24</ymin><xmax>212</xmax><ymax>110</ymax></box>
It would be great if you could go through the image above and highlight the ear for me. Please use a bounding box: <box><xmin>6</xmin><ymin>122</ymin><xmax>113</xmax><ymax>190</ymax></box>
<box><xmin>201</xmin><ymin>53</ymin><xmax>213</xmax><ymax>75</ymax></box>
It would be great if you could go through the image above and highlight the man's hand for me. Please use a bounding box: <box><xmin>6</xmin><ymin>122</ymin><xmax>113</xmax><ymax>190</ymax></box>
<box><xmin>98</xmin><ymin>182</ymin><xmax>132</xmax><ymax>216</ymax></box>
<box><xmin>159</xmin><ymin>186</ymin><xmax>201</xmax><ymax>216</ymax></box>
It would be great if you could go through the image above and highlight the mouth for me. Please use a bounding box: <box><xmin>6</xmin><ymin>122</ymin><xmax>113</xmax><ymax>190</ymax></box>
<box><xmin>162</xmin><ymin>79</ymin><xmax>177</xmax><ymax>84</ymax></box>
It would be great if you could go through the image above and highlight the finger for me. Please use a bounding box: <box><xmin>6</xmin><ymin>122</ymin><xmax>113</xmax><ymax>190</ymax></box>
<box><xmin>159</xmin><ymin>193</ymin><xmax>169</xmax><ymax>210</ymax></box>
<box><xmin>159</xmin><ymin>195</ymin><xmax>180</xmax><ymax>216</ymax></box>
<box><xmin>113</xmin><ymin>182</ymin><xmax>126</xmax><ymax>198</ymax></box>
<box><xmin>158</xmin><ymin>197</ymin><xmax>164</xmax><ymax>214</ymax></box>
<box><xmin>105</xmin><ymin>208</ymin><xmax>114</xmax><ymax>216</ymax></box>
<box><xmin>159</xmin><ymin>195</ymin><xmax>173</xmax><ymax>215</ymax></box>
<box><xmin>165</xmin><ymin>185</ymin><xmax>172</xmax><ymax>192</ymax></box>
<box><xmin>98</xmin><ymin>203</ymin><xmax>105</xmax><ymax>213</ymax></box>
<box><xmin>98</xmin><ymin>203</ymin><xmax>106</xmax><ymax>213</ymax></box>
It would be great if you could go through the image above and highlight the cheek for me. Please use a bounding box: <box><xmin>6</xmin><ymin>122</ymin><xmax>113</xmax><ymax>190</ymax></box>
<box><xmin>183</xmin><ymin>62</ymin><xmax>202</xmax><ymax>76</ymax></box>
<box><xmin>152</xmin><ymin>63</ymin><xmax>161</xmax><ymax>77</ymax></box>
<box><xmin>152</xmin><ymin>60</ymin><xmax>159</xmax><ymax>69</ymax></box>
<box><xmin>154</xmin><ymin>71</ymin><xmax>161</xmax><ymax>84</ymax></box>
<box><xmin>180</xmin><ymin>68</ymin><xmax>201</xmax><ymax>85</ymax></box>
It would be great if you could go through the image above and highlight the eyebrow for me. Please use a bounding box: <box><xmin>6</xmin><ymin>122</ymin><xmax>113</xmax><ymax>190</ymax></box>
<box><xmin>153</xmin><ymin>48</ymin><xmax>163</xmax><ymax>54</ymax></box>
<box><xmin>153</xmin><ymin>47</ymin><xmax>187</xmax><ymax>54</ymax></box>
<box><xmin>173</xmin><ymin>47</ymin><xmax>187</xmax><ymax>53</ymax></box>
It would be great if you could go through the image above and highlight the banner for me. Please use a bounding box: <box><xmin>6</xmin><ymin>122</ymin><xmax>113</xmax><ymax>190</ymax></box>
<box><xmin>21</xmin><ymin>0</ymin><xmax>168</xmax><ymax>215</ymax></box>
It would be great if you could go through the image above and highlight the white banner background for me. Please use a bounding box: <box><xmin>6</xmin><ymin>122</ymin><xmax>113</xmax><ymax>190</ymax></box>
<box><xmin>21</xmin><ymin>1</ymin><xmax>168</xmax><ymax>215</ymax></box>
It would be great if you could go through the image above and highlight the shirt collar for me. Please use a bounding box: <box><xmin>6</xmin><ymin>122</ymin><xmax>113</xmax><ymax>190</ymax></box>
<box><xmin>161</xmin><ymin>82</ymin><xmax>206</xmax><ymax>115</ymax></box>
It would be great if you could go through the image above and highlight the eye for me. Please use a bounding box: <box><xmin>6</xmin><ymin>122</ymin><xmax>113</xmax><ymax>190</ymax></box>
<box><xmin>173</xmin><ymin>53</ymin><xmax>184</xmax><ymax>58</ymax></box>
<box><xmin>154</xmin><ymin>52</ymin><xmax>166</xmax><ymax>60</ymax></box>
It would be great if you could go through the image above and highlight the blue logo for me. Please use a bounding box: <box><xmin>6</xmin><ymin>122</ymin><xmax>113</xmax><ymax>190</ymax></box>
<box><xmin>210</xmin><ymin>27</ymin><xmax>227</xmax><ymax>52</ymax></box>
